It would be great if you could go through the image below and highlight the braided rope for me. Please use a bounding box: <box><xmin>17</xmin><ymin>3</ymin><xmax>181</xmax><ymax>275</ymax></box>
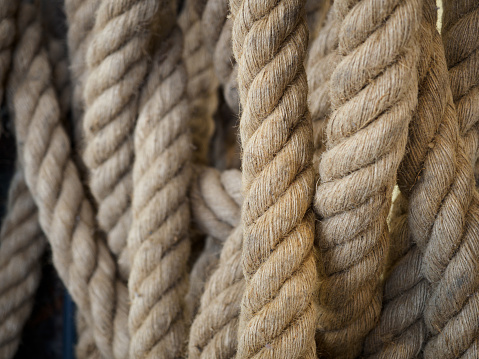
<box><xmin>442</xmin><ymin>1</ymin><xmax>479</xmax><ymax>184</ymax></box>
<box><xmin>179</xmin><ymin>0</ymin><xmax>218</xmax><ymax>165</ymax></box>
<box><xmin>231</xmin><ymin>0</ymin><xmax>318</xmax><ymax>357</ymax></box>
<box><xmin>127</xmin><ymin>5</ymin><xmax>192</xmax><ymax>355</ymax></box>
<box><xmin>8</xmin><ymin>4</ymin><xmax>129</xmax><ymax>358</ymax></box>
<box><xmin>0</xmin><ymin>167</ymin><xmax>45</xmax><ymax>359</ymax></box>
<box><xmin>314</xmin><ymin>0</ymin><xmax>421</xmax><ymax>357</ymax></box>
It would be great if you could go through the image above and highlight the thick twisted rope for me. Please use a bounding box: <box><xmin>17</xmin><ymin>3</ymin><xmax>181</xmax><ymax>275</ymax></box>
<box><xmin>188</xmin><ymin>168</ymin><xmax>243</xmax><ymax>359</ymax></box>
<box><xmin>0</xmin><ymin>0</ymin><xmax>18</xmax><ymax>112</ymax></box>
<box><xmin>186</xmin><ymin>167</ymin><xmax>242</xmax><ymax>322</ymax></box>
<box><xmin>179</xmin><ymin>0</ymin><xmax>218</xmax><ymax>165</ymax></box>
<box><xmin>306</xmin><ymin>5</ymin><xmax>339</xmax><ymax>168</ymax></box>
<box><xmin>442</xmin><ymin>1</ymin><xmax>479</xmax><ymax>183</ymax></box>
<box><xmin>64</xmin><ymin>0</ymin><xmax>100</xmax><ymax>143</ymax></box>
<box><xmin>47</xmin><ymin>38</ymin><xmax>71</xmax><ymax>122</ymax></box>
<box><xmin>314</xmin><ymin>0</ymin><xmax>421</xmax><ymax>357</ymax></box>
<box><xmin>83</xmin><ymin>0</ymin><xmax>160</xmax><ymax>280</ymax></box>
<box><xmin>231</xmin><ymin>0</ymin><xmax>318</xmax><ymax>357</ymax></box>
<box><xmin>8</xmin><ymin>4</ymin><xmax>129</xmax><ymax>358</ymax></box>
<box><xmin>0</xmin><ymin>167</ymin><xmax>45</xmax><ymax>359</ymax></box>
<box><xmin>127</xmin><ymin>6</ymin><xmax>192</xmax><ymax>356</ymax></box>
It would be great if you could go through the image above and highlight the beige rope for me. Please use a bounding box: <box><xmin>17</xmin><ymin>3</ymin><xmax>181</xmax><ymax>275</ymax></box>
<box><xmin>306</xmin><ymin>5</ymin><xmax>339</xmax><ymax>168</ymax></box>
<box><xmin>0</xmin><ymin>0</ymin><xmax>18</xmax><ymax>114</ymax></box>
<box><xmin>82</xmin><ymin>0</ymin><xmax>160</xmax><ymax>280</ymax></box>
<box><xmin>64</xmin><ymin>0</ymin><xmax>100</xmax><ymax>143</ymax></box>
<box><xmin>231</xmin><ymin>0</ymin><xmax>318</xmax><ymax>357</ymax></box>
<box><xmin>0</xmin><ymin>166</ymin><xmax>45</xmax><ymax>359</ymax></box>
<box><xmin>442</xmin><ymin>1</ymin><xmax>479</xmax><ymax>184</ymax></box>
<box><xmin>186</xmin><ymin>167</ymin><xmax>242</xmax><ymax>322</ymax></box>
<box><xmin>188</xmin><ymin>168</ymin><xmax>243</xmax><ymax>359</ymax></box>
<box><xmin>179</xmin><ymin>0</ymin><xmax>218</xmax><ymax>165</ymax></box>
<box><xmin>314</xmin><ymin>0</ymin><xmax>421</xmax><ymax>357</ymax></box>
<box><xmin>8</xmin><ymin>4</ymin><xmax>128</xmax><ymax>358</ymax></box>
<box><xmin>127</xmin><ymin>4</ymin><xmax>192</xmax><ymax>356</ymax></box>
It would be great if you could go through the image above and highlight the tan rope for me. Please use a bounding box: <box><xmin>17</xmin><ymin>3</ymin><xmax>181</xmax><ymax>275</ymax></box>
<box><xmin>314</xmin><ymin>0</ymin><xmax>421</xmax><ymax>357</ymax></box>
<box><xmin>127</xmin><ymin>4</ymin><xmax>191</xmax><ymax>356</ymax></box>
<box><xmin>442</xmin><ymin>1</ymin><xmax>479</xmax><ymax>184</ymax></box>
<box><xmin>186</xmin><ymin>167</ymin><xmax>242</xmax><ymax>322</ymax></box>
<box><xmin>231</xmin><ymin>0</ymin><xmax>318</xmax><ymax>357</ymax></box>
<box><xmin>0</xmin><ymin>1</ymin><xmax>18</xmax><ymax>114</ymax></box>
<box><xmin>306</xmin><ymin>5</ymin><xmax>339</xmax><ymax>168</ymax></box>
<box><xmin>0</xmin><ymin>166</ymin><xmax>45</xmax><ymax>359</ymax></box>
<box><xmin>8</xmin><ymin>4</ymin><xmax>128</xmax><ymax>358</ymax></box>
<box><xmin>179</xmin><ymin>0</ymin><xmax>218</xmax><ymax>165</ymax></box>
<box><xmin>64</xmin><ymin>0</ymin><xmax>100</xmax><ymax>143</ymax></box>
<box><xmin>188</xmin><ymin>168</ymin><xmax>243</xmax><ymax>359</ymax></box>
<box><xmin>82</xmin><ymin>0</ymin><xmax>161</xmax><ymax>281</ymax></box>
<box><xmin>47</xmin><ymin>38</ymin><xmax>71</xmax><ymax>122</ymax></box>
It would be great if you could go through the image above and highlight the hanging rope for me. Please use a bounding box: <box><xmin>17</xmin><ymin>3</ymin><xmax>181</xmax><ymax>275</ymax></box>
<box><xmin>442</xmin><ymin>0</ymin><xmax>479</xmax><ymax>184</ymax></box>
<box><xmin>8</xmin><ymin>3</ymin><xmax>128</xmax><ymax>358</ymax></box>
<box><xmin>314</xmin><ymin>0</ymin><xmax>421</xmax><ymax>357</ymax></box>
<box><xmin>0</xmin><ymin>1</ymin><xmax>18</xmax><ymax>115</ymax></box>
<box><xmin>0</xmin><ymin>167</ymin><xmax>45</xmax><ymax>359</ymax></box>
<box><xmin>231</xmin><ymin>0</ymin><xmax>318</xmax><ymax>357</ymax></box>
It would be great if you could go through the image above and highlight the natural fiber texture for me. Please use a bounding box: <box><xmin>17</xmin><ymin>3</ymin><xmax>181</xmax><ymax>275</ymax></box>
<box><xmin>0</xmin><ymin>0</ymin><xmax>18</xmax><ymax>111</ymax></box>
<box><xmin>314</xmin><ymin>0</ymin><xmax>421</xmax><ymax>357</ymax></box>
<box><xmin>0</xmin><ymin>167</ymin><xmax>45</xmax><ymax>359</ymax></box>
<box><xmin>47</xmin><ymin>38</ymin><xmax>71</xmax><ymax>122</ymax></box>
<box><xmin>231</xmin><ymin>0</ymin><xmax>318</xmax><ymax>357</ymax></box>
<box><xmin>83</xmin><ymin>0</ymin><xmax>159</xmax><ymax>280</ymax></box>
<box><xmin>442</xmin><ymin>0</ymin><xmax>479</xmax><ymax>184</ymax></box>
<box><xmin>75</xmin><ymin>313</ymin><xmax>101</xmax><ymax>359</ymax></box>
<box><xmin>188</xmin><ymin>168</ymin><xmax>243</xmax><ymax>359</ymax></box>
<box><xmin>8</xmin><ymin>4</ymin><xmax>129</xmax><ymax>358</ymax></box>
<box><xmin>64</xmin><ymin>0</ymin><xmax>100</xmax><ymax>143</ymax></box>
<box><xmin>179</xmin><ymin>0</ymin><xmax>218</xmax><ymax>165</ymax></box>
<box><xmin>306</xmin><ymin>4</ymin><xmax>339</xmax><ymax>168</ymax></box>
<box><xmin>186</xmin><ymin>167</ymin><xmax>242</xmax><ymax>322</ymax></box>
<box><xmin>127</xmin><ymin>6</ymin><xmax>192</xmax><ymax>356</ymax></box>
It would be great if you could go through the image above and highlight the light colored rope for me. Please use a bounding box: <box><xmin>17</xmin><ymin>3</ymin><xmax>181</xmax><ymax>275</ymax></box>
<box><xmin>442</xmin><ymin>1</ymin><xmax>479</xmax><ymax>184</ymax></box>
<box><xmin>8</xmin><ymin>4</ymin><xmax>129</xmax><ymax>358</ymax></box>
<box><xmin>314</xmin><ymin>0</ymin><xmax>421</xmax><ymax>357</ymax></box>
<box><xmin>188</xmin><ymin>168</ymin><xmax>243</xmax><ymax>359</ymax></box>
<box><xmin>127</xmin><ymin>4</ymin><xmax>192</xmax><ymax>356</ymax></box>
<box><xmin>0</xmin><ymin>166</ymin><xmax>45</xmax><ymax>359</ymax></box>
<box><xmin>179</xmin><ymin>0</ymin><xmax>218</xmax><ymax>165</ymax></box>
<box><xmin>231</xmin><ymin>0</ymin><xmax>318</xmax><ymax>357</ymax></box>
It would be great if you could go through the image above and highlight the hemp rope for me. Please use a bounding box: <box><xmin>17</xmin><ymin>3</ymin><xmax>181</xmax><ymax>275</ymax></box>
<box><xmin>442</xmin><ymin>1</ymin><xmax>479</xmax><ymax>184</ymax></box>
<box><xmin>186</xmin><ymin>167</ymin><xmax>242</xmax><ymax>322</ymax></box>
<box><xmin>179</xmin><ymin>0</ymin><xmax>218</xmax><ymax>165</ymax></box>
<box><xmin>188</xmin><ymin>168</ymin><xmax>243</xmax><ymax>359</ymax></box>
<box><xmin>306</xmin><ymin>4</ymin><xmax>339</xmax><ymax>168</ymax></box>
<box><xmin>64</xmin><ymin>0</ymin><xmax>100</xmax><ymax>144</ymax></box>
<box><xmin>366</xmin><ymin>1</ymin><xmax>479</xmax><ymax>357</ymax></box>
<box><xmin>83</xmin><ymin>0</ymin><xmax>161</xmax><ymax>280</ymax></box>
<box><xmin>0</xmin><ymin>167</ymin><xmax>45</xmax><ymax>359</ymax></box>
<box><xmin>8</xmin><ymin>4</ymin><xmax>129</xmax><ymax>358</ymax></box>
<box><xmin>127</xmin><ymin>6</ymin><xmax>192</xmax><ymax>357</ymax></box>
<box><xmin>314</xmin><ymin>0</ymin><xmax>421</xmax><ymax>357</ymax></box>
<box><xmin>231</xmin><ymin>0</ymin><xmax>318</xmax><ymax>357</ymax></box>
<box><xmin>0</xmin><ymin>0</ymin><xmax>18</xmax><ymax>116</ymax></box>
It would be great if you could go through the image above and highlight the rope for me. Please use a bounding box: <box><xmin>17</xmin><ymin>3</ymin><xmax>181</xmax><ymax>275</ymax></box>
<box><xmin>0</xmin><ymin>166</ymin><xmax>45</xmax><ymax>359</ymax></box>
<box><xmin>314</xmin><ymin>0</ymin><xmax>421</xmax><ymax>357</ymax></box>
<box><xmin>0</xmin><ymin>0</ymin><xmax>18</xmax><ymax>114</ymax></box>
<box><xmin>186</xmin><ymin>167</ymin><xmax>242</xmax><ymax>322</ymax></box>
<box><xmin>306</xmin><ymin>5</ymin><xmax>339</xmax><ymax>168</ymax></box>
<box><xmin>442</xmin><ymin>1</ymin><xmax>479</xmax><ymax>184</ymax></box>
<box><xmin>232</xmin><ymin>0</ymin><xmax>318</xmax><ymax>357</ymax></box>
<box><xmin>64</xmin><ymin>0</ymin><xmax>100</xmax><ymax>143</ymax></box>
<box><xmin>127</xmin><ymin>5</ymin><xmax>192</xmax><ymax>356</ymax></box>
<box><xmin>188</xmin><ymin>168</ymin><xmax>243</xmax><ymax>359</ymax></box>
<box><xmin>179</xmin><ymin>0</ymin><xmax>218</xmax><ymax>165</ymax></box>
<box><xmin>8</xmin><ymin>4</ymin><xmax>129</xmax><ymax>358</ymax></box>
